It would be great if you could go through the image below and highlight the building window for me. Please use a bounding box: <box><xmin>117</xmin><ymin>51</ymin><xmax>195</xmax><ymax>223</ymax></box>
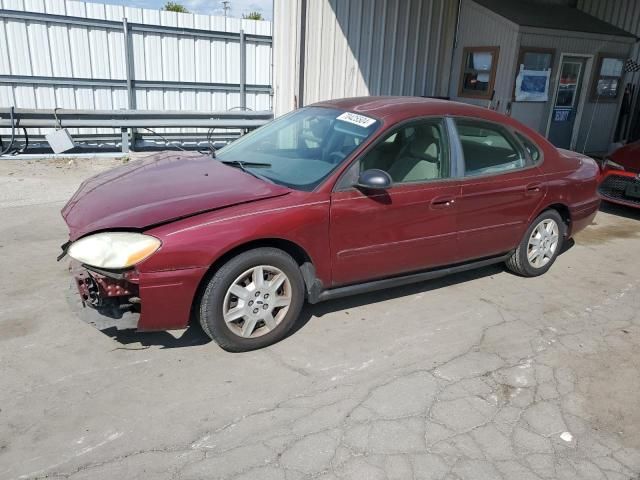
<box><xmin>458</xmin><ymin>46</ymin><xmax>500</xmax><ymax>99</ymax></box>
<box><xmin>518</xmin><ymin>48</ymin><xmax>554</xmax><ymax>72</ymax></box>
<box><xmin>591</xmin><ymin>55</ymin><xmax>625</xmax><ymax>101</ymax></box>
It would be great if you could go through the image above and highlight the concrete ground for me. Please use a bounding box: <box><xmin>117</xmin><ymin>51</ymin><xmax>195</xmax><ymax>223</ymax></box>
<box><xmin>1</xmin><ymin>156</ymin><xmax>640</xmax><ymax>480</ymax></box>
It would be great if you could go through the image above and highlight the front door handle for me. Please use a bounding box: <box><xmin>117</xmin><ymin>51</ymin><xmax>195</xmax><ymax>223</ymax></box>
<box><xmin>431</xmin><ymin>196</ymin><xmax>456</xmax><ymax>208</ymax></box>
<box><xmin>525</xmin><ymin>182</ymin><xmax>542</xmax><ymax>195</ymax></box>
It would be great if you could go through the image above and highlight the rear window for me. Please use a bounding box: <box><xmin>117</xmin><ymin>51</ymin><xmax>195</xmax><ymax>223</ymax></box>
<box><xmin>515</xmin><ymin>132</ymin><xmax>541</xmax><ymax>162</ymax></box>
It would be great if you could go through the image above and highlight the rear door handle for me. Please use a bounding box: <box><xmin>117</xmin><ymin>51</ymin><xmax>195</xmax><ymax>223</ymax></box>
<box><xmin>525</xmin><ymin>182</ymin><xmax>542</xmax><ymax>194</ymax></box>
<box><xmin>431</xmin><ymin>196</ymin><xmax>456</xmax><ymax>208</ymax></box>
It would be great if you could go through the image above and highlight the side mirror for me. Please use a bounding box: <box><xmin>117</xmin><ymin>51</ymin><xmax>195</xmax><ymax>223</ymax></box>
<box><xmin>355</xmin><ymin>169</ymin><xmax>392</xmax><ymax>190</ymax></box>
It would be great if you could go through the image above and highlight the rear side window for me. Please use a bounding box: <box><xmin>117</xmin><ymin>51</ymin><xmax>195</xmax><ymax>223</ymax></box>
<box><xmin>455</xmin><ymin>119</ymin><xmax>526</xmax><ymax>177</ymax></box>
<box><xmin>515</xmin><ymin>132</ymin><xmax>541</xmax><ymax>162</ymax></box>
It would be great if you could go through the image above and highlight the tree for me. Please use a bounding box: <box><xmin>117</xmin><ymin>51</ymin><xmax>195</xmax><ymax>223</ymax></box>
<box><xmin>164</xmin><ymin>2</ymin><xmax>189</xmax><ymax>13</ymax></box>
<box><xmin>242</xmin><ymin>11</ymin><xmax>263</xmax><ymax>20</ymax></box>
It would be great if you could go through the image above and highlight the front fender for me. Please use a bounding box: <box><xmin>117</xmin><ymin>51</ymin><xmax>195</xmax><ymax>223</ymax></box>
<box><xmin>139</xmin><ymin>192</ymin><xmax>332</xmax><ymax>286</ymax></box>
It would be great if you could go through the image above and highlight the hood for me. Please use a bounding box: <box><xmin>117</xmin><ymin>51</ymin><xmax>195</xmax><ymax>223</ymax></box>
<box><xmin>610</xmin><ymin>142</ymin><xmax>640</xmax><ymax>173</ymax></box>
<box><xmin>62</xmin><ymin>152</ymin><xmax>290</xmax><ymax>240</ymax></box>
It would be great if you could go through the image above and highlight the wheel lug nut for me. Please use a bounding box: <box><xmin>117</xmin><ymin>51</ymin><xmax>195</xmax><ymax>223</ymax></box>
<box><xmin>248</xmin><ymin>300</ymin><xmax>253</xmax><ymax>306</ymax></box>
<box><xmin>263</xmin><ymin>304</ymin><xmax>269</xmax><ymax>309</ymax></box>
<box><xmin>264</xmin><ymin>293</ymin><xmax>269</xmax><ymax>299</ymax></box>
<box><xmin>255</xmin><ymin>292</ymin><xmax>260</xmax><ymax>297</ymax></box>
<box><xmin>253</xmin><ymin>308</ymin><xmax>259</xmax><ymax>314</ymax></box>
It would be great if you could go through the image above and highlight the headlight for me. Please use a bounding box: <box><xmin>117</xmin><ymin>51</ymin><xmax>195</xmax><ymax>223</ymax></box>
<box><xmin>68</xmin><ymin>232</ymin><xmax>161</xmax><ymax>269</ymax></box>
<box><xmin>604</xmin><ymin>158</ymin><xmax>625</xmax><ymax>170</ymax></box>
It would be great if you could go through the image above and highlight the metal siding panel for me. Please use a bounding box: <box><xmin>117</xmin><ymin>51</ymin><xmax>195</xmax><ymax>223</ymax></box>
<box><xmin>107</xmin><ymin>27</ymin><xmax>125</xmax><ymax>80</ymax></box>
<box><xmin>275</xmin><ymin>0</ymin><xmax>456</xmax><ymax>111</ymax></box>
<box><xmin>48</xmin><ymin>19</ymin><xmax>73</xmax><ymax>76</ymax></box>
<box><xmin>23</xmin><ymin>0</ymin><xmax>44</xmax><ymax>12</ymax></box>
<box><xmin>44</xmin><ymin>0</ymin><xmax>65</xmax><ymax>15</ymax></box>
<box><xmin>0</xmin><ymin>19</ymin><xmax>12</xmax><ymax>76</ymax></box>
<box><xmin>419</xmin><ymin>0</ymin><xmax>434</xmax><ymax>96</ymax></box>
<box><xmin>6</xmin><ymin>14</ymin><xmax>32</xmax><ymax>75</ymax></box>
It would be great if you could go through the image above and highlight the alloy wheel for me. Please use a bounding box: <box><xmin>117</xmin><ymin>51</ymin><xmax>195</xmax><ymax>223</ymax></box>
<box><xmin>222</xmin><ymin>265</ymin><xmax>292</xmax><ymax>338</ymax></box>
<box><xmin>527</xmin><ymin>219</ymin><xmax>560</xmax><ymax>268</ymax></box>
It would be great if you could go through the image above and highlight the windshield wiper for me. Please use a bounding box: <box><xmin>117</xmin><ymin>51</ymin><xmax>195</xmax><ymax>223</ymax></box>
<box><xmin>218</xmin><ymin>160</ymin><xmax>273</xmax><ymax>183</ymax></box>
<box><xmin>220</xmin><ymin>160</ymin><xmax>272</xmax><ymax>168</ymax></box>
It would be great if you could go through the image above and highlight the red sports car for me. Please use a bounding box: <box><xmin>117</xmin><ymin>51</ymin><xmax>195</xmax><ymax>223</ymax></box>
<box><xmin>598</xmin><ymin>141</ymin><xmax>640</xmax><ymax>208</ymax></box>
<box><xmin>61</xmin><ymin>97</ymin><xmax>600</xmax><ymax>351</ymax></box>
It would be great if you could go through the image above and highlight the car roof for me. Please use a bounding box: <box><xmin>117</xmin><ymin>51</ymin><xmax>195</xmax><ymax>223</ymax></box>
<box><xmin>310</xmin><ymin>96</ymin><xmax>555</xmax><ymax>153</ymax></box>
<box><xmin>311</xmin><ymin>96</ymin><xmax>512</xmax><ymax>125</ymax></box>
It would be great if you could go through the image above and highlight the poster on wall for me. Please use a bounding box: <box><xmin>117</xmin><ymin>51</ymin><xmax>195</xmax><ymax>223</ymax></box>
<box><xmin>515</xmin><ymin>65</ymin><xmax>551</xmax><ymax>102</ymax></box>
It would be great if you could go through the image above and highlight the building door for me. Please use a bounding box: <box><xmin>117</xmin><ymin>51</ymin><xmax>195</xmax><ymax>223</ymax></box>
<box><xmin>548</xmin><ymin>57</ymin><xmax>587</xmax><ymax>149</ymax></box>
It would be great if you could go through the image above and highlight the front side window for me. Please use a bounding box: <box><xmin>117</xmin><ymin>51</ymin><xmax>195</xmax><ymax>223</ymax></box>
<box><xmin>351</xmin><ymin>119</ymin><xmax>449</xmax><ymax>185</ymax></box>
<box><xmin>591</xmin><ymin>55</ymin><xmax>624</xmax><ymax>101</ymax></box>
<box><xmin>459</xmin><ymin>46</ymin><xmax>500</xmax><ymax>99</ymax></box>
<box><xmin>216</xmin><ymin>107</ymin><xmax>380</xmax><ymax>191</ymax></box>
<box><xmin>456</xmin><ymin>119</ymin><xmax>526</xmax><ymax>176</ymax></box>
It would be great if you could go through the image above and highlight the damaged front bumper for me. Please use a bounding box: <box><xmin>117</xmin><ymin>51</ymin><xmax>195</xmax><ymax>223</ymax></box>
<box><xmin>70</xmin><ymin>260</ymin><xmax>141</xmax><ymax>323</ymax></box>
<box><xmin>68</xmin><ymin>259</ymin><xmax>209</xmax><ymax>332</ymax></box>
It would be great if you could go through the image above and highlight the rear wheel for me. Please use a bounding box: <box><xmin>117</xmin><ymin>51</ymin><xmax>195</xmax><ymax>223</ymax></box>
<box><xmin>506</xmin><ymin>210</ymin><xmax>565</xmax><ymax>277</ymax></box>
<box><xmin>199</xmin><ymin>248</ymin><xmax>305</xmax><ymax>352</ymax></box>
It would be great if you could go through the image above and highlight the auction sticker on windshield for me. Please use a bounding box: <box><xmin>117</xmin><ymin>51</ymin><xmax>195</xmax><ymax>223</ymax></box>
<box><xmin>337</xmin><ymin>112</ymin><xmax>376</xmax><ymax>128</ymax></box>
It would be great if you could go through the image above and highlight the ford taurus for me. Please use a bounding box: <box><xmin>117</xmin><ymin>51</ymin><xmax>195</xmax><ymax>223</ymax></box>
<box><xmin>60</xmin><ymin>97</ymin><xmax>600</xmax><ymax>351</ymax></box>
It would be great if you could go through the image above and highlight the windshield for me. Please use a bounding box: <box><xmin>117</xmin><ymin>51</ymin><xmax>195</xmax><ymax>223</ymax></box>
<box><xmin>216</xmin><ymin>106</ymin><xmax>380</xmax><ymax>191</ymax></box>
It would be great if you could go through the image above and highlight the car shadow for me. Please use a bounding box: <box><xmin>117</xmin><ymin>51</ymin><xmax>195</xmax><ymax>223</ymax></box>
<box><xmin>102</xmin><ymin>324</ymin><xmax>212</xmax><ymax>349</ymax></box>
<box><xmin>599</xmin><ymin>201</ymin><xmax>640</xmax><ymax>220</ymax></box>
<box><xmin>288</xmin><ymin>262</ymin><xmax>507</xmax><ymax>337</ymax></box>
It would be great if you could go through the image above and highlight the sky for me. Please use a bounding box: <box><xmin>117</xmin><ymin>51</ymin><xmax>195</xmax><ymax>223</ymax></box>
<box><xmin>87</xmin><ymin>0</ymin><xmax>273</xmax><ymax>20</ymax></box>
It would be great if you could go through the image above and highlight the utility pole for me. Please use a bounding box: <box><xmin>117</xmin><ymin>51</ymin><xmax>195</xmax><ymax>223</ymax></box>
<box><xmin>222</xmin><ymin>0</ymin><xmax>230</xmax><ymax>29</ymax></box>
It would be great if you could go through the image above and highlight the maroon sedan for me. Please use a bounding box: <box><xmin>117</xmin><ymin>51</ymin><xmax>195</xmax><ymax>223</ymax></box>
<box><xmin>61</xmin><ymin>97</ymin><xmax>600</xmax><ymax>351</ymax></box>
<box><xmin>599</xmin><ymin>141</ymin><xmax>640</xmax><ymax>208</ymax></box>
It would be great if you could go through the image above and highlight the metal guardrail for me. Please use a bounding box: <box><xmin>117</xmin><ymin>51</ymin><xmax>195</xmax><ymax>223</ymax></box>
<box><xmin>0</xmin><ymin>108</ymin><xmax>273</xmax><ymax>154</ymax></box>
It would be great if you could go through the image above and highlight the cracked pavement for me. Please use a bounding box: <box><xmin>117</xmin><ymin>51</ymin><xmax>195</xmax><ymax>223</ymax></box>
<box><xmin>1</xmin><ymin>158</ymin><xmax>640</xmax><ymax>479</ymax></box>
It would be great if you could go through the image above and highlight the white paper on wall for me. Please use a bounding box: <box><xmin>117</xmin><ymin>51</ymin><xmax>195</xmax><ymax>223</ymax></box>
<box><xmin>515</xmin><ymin>65</ymin><xmax>551</xmax><ymax>102</ymax></box>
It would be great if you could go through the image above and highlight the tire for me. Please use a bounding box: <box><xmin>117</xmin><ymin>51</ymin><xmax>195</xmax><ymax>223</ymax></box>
<box><xmin>506</xmin><ymin>209</ymin><xmax>565</xmax><ymax>277</ymax></box>
<box><xmin>198</xmin><ymin>247</ymin><xmax>305</xmax><ymax>352</ymax></box>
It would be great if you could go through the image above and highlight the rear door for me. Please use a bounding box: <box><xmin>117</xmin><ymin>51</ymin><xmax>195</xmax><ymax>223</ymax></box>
<box><xmin>453</xmin><ymin>118</ymin><xmax>547</xmax><ymax>261</ymax></box>
<box><xmin>329</xmin><ymin>118</ymin><xmax>461</xmax><ymax>286</ymax></box>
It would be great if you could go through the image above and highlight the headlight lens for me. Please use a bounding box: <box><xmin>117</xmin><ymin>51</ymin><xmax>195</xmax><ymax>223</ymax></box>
<box><xmin>604</xmin><ymin>158</ymin><xmax>625</xmax><ymax>170</ymax></box>
<box><xmin>68</xmin><ymin>232</ymin><xmax>161</xmax><ymax>269</ymax></box>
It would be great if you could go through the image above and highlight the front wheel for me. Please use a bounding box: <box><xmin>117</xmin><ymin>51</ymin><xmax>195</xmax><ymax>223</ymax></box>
<box><xmin>199</xmin><ymin>248</ymin><xmax>305</xmax><ymax>352</ymax></box>
<box><xmin>506</xmin><ymin>210</ymin><xmax>565</xmax><ymax>277</ymax></box>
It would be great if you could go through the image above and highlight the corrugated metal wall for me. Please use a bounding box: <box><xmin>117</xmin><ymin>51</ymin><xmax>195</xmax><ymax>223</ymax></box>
<box><xmin>273</xmin><ymin>0</ymin><xmax>458</xmax><ymax>116</ymax></box>
<box><xmin>272</xmin><ymin>0</ymin><xmax>301</xmax><ymax>116</ymax></box>
<box><xmin>450</xmin><ymin>0</ymin><xmax>519</xmax><ymax>109</ymax></box>
<box><xmin>0</xmin><ymin>0</ymin><xmax>272</xmax><ymax>135</ymax></box>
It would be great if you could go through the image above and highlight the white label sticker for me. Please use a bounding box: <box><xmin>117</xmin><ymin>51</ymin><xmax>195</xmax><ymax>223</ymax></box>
<box><xmin>336</xmin><ymin>111</ymin><xmax>376</xmax><ymax>128</ymax></box>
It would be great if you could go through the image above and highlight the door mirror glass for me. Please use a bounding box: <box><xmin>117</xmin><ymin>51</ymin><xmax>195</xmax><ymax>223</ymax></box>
<box><xmin>356</xmin><ymin>169</ymin><xmax>393</xmax><ymax>190</ymax></box>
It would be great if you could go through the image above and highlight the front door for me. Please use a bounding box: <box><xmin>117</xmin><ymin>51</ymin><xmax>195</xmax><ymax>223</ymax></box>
<box><xmin>548</xmin><ymin>56</ymin><xmax>587</xmax><ymax>149</ymax></box>
<box><xmin>329</xmin><ymin>118</ymin><xmax>460</xmax><ymax>286</ymax></box>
